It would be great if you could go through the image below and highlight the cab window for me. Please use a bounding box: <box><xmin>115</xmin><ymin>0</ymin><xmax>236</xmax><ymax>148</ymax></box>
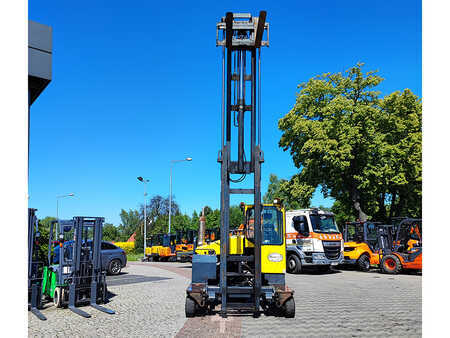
<box><xmin>246</xmin><ymin>206</ymin><xmax>283</xmax><ymax>245</ymax></box>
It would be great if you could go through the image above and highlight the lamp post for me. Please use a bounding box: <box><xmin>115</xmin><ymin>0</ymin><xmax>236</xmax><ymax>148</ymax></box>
<box><xmin>137</xmin><ymin>177</ymin><xmax>149</xmax><ymax>258</ymax></box>
<box><xmin>56</xmin><ymin>193</ymin><xmax>75</xmax><ymax>224</ymax></box>
<box><xmin>169</xmin><ymin>157</ymin><xmax>192</xmax><ymax>234</ymax></box>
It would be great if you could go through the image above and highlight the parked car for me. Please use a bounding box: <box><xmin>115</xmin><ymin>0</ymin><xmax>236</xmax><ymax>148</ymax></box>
<box><xmin>52</xmin><ymin>240</ymin><xmax>127</xmax><ymax>275</ymax></box>
<box><xmin>101</xmin><ymin>241</ymin><xmax>127</xmax><ymax>275</ymax></box>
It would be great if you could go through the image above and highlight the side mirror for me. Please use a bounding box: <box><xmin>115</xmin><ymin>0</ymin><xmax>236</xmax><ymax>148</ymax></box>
<box><xmin>293</xmin><ymin>216</ymin><xmax>309</xmax><ymax>236</ymax></box>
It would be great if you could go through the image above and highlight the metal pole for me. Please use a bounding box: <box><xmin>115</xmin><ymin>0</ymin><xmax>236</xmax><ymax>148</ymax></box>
<box><xmin>144</xmin><ymin>181</ymin><xmax>147</xmax><ymax>256</ymax></box>
<box><xmin>169</xmin><ymin>164</ymin><xmax>172</xmax><ymax>234</ymax></box>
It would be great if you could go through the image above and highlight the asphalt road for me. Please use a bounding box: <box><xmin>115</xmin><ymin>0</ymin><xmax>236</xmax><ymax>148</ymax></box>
<box><xmin>28</xmin><ymin>262</ymin><xmax>421</xmax><ymax>337</ymax></box>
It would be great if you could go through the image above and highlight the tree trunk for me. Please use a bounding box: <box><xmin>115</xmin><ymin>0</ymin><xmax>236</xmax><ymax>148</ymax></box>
<box><xmin>351</xmin><ymin>188</ymin><xmax>368</xmax><ymax>221</ymax></box>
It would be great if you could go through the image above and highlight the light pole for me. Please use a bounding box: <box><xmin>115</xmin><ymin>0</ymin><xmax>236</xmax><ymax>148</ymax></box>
<box><xmin>169</xmin><ymin>157</ymin><xmax>192</xmax><ymax>234</ymax></box>
<box><xmin>56</xmin><ymin>193</ymin><xmax>75</xmax><ymax>224</ymax></box>
<box><xmin>137</xmin><ymin>177</ymin><xmax>149</xmax><ymax>257</ymax></box>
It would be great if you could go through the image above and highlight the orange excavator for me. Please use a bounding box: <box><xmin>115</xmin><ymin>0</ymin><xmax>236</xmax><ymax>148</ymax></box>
<box><xmin>380</xmin><ymin>218</ymin><xmax>422</xmax><ymax>274</ymax></box>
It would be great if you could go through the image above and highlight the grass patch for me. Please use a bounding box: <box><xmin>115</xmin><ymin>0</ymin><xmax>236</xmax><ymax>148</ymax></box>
<box><xmin>126</xmin><ymin>252</ymin><xmax>144</xmax><ymax>262</ymax></box>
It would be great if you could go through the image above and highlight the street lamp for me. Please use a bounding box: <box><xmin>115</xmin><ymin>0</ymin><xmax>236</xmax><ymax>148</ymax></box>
<box><xmin>169</xmin><ymin>157</ymin><xmax>192</xmax><ymax>234</ymax></box>
<box><xmin>56</xmin><ymin>193</ymin><xmax>75</xmax><ymax>224</ymax></box>
<box><xmin>137</xmin><ymin>177</ymin><xmax>149</xmax><ymax>258</ymax></box>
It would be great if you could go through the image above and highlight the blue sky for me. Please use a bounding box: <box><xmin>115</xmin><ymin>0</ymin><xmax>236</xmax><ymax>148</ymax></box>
<box><xmin>28</xmin><ymin>1</ymin><xmax>422</xmax><ymax>225</ymax></box>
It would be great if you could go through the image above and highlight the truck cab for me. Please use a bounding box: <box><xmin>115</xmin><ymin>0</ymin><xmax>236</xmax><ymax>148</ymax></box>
<box><xmin>285</xmin><ymin>209</ymin><xmax>343</xmax><ymax>273</ymax></box>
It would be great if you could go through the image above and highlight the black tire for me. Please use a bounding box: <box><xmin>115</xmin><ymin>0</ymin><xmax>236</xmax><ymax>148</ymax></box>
<box><xmin>357</xmin><ymin>254</ymin><xmax>371</xmax><ymax>272</ymax></box>
<box><xmin>381</xmin><ymin>254</ymin><xmax>402</xmax><ymax>274</ymax></box>
<box><xmin>53</xmin><ymin>287</ymin><xmax>63</xmax><ymax>308</ymax></box>
<box><xmin>185</xmin><ymin>297</ymin><xmax>197</xmax><ymax>318</ymax></box>
<box><xmin>108</xmin><ymin>259</ymin><xmax>122</xmax><ymax>275</ymax></box>
<box><xmin>284</xmin><ymin>297</ymin><xmax>295</xmax><ymax>318</ymax></box>
<box><xmin>287</xmin><ymin>254</ymin><xmax>302</xmax><ymax>274</ymax></box>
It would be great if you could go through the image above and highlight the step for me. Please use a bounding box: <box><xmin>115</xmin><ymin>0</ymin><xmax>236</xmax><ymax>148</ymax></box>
<box><xmin>226</xmin><ymin>286</ymin><xmax>254</xmax><ymax>294</ymax></box>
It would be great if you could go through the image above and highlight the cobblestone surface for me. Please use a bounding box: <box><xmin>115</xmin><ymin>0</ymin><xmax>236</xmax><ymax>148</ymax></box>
<box><xmin>28</xmin><ymin>263</ymin><xmax>421</xmax><ymax>337</ymax></box>
<box><xmin>241</xmin><ymin>269</ymin><xmax>422</xmax><ymax>338</ymax></box>
<box><xmin>28</xmin><ymin>263</ymin><xmax>190</xmax><ymax>337</ymax></box>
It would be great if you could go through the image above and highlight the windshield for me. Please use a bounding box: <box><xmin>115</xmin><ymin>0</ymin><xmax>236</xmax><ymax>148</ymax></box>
<box><xmin>345</xmin><ymin>224</ymin><xmax>364</xmax><ymax>242</ymax></box>
<box><xmin>310</xmin><ymin>215</ymin><xmax>339</xmax><ymax>233</ymax></box>
<box><xmin>247</xmin><ymin>206</ymin><xmax>283</xmax><ymax>245</ymax></box>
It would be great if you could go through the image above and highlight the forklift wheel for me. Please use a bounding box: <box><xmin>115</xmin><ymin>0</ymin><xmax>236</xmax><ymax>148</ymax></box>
<box><xmin>53</xmin><ymin>287</ymin><xmax>63</xmax><ymax>308</ymax></box>
<box><xmin>185</xmin><ymin>297</ymin><xmax>197</xmax><ymax>318</ymax></box>
<box><xmin>357</xmin><ymin>254</ymin><xmax>370</xmax><ymax>272</ymax></box>
<box><xmin>381</xmin><ymin>254</ymin><xmax>402</xmax><ymax>274</ymax></box>
<box><xmin>284</xmin><ymin>297</ymin><xmax>295</xmax><ymax>318</ymax></box>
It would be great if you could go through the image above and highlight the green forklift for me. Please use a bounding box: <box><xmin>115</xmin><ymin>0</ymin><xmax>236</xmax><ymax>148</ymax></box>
<box><xmin>42</xmin><ymin>217</ymin><xmax>115</xmax><ymax>318</ymax></box>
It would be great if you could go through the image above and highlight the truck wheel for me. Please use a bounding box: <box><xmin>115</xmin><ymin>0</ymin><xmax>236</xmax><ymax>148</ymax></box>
<box><xmin>357</xmin><ymin>254</ymin><xmax>370</xmax><ymax>272</ymax></box>
<box><xmin>287</xmin><ymin>255</ymin><xmax>302</xmax><ymax>274</ymax></box>
<box><xmin>54</xmin><ymin>287</ymin><xmax>63</xmax><ymax>308</ymax></box>
<box><xmin>381</xmin><ymin>254</ymin><xmax>402</xmax><ymax>274</ymax></box>
<box><xmin>284</xmin><ymin>298</ymin><xmax>295</xmax><ymax>318</ymax></box>
<box><xmin>185</xmin><ymin>297</ymin><xmax>197</xmax><ymax>317</ymax></box>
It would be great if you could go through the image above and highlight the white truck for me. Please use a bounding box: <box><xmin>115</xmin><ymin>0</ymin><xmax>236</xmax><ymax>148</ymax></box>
<box><xmin>285</xmin><ymin>209</ymin><xmax>344</xmax><ymax>273</ymax></box>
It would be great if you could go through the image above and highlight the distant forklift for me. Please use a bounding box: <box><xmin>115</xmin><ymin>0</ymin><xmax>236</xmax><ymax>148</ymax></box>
<box><xmin>42</xmin><ymin>217</ymin><xmax>114</xmax><ymax>318</ymax></box>
<box><xmin>176</xmin><ymin>230</ymin><xmax>196</xmax><ymax>262</ymax></box>
<box><xmin>342</xmin><ymin>221</ymin><xmax>382</xmax><ymax>271</ymax></box>
<box><xmin>380</xmin><ymin>218</ymin><xmax>422</xmax><ymax>274</ymax></box>
<box><xmin>147</xmin><ymin>233</ymin><xmax>177</xmax><ymax>261</ymax></box>
<box><xmin>28</xmin><ymin>208</ymin><xmax>46</xmax><ymax>320</ymax></box>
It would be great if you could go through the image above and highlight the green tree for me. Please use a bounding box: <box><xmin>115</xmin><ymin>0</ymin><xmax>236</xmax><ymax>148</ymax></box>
<box><xmin>118</xmin><ymin>209</ymin><xmax>140</xmax><ymax>241</ymax></box>
<box><xmin>278</xmin><ymin>63</ymin><xmax>422</xmax><ymax>221</ymax></box>
<box><xmin>102</xmin><ymin>223</ymin><xmax>121</xmax><ymax>242</ymax></box>
<box><xmin>36</xmin><ymin>216</ymin><xmax>56</xmax><ymax>264</ymax></box>
<box><xmin>263</xmin><ymin>174</ymin><xmax>306</xmax><ymax>210</ymax></box>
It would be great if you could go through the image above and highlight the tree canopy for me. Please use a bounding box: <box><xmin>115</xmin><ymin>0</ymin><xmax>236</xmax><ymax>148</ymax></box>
<box><xmin>278</xmin><ymin>63</ymin><xmax>422</xmax><ymax>221</ymax></box>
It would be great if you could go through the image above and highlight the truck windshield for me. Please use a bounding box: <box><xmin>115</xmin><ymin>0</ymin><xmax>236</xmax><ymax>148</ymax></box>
<box><xmin>247</xmin><ymin>206</ymin><xmax>283</xmax><ymax>245</ymax></box>
<box><xmin>310</xmin><ymin>215</ymin><xmax>339</xmax><ymax>234</ymax></box>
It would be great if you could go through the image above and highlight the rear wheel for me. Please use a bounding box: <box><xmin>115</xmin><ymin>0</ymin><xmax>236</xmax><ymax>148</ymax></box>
<box><xmin>381</xmin><ymin>254</ymin><xmax>402</xmax><ymax>274</ymax></box>
<box><xmin>287</xmin><ymin>254</ymin><xmax>302</xmax><ymax>274</ymax></box>
<box><xmin>284</xmin><ymin>298</ymin><xmax>295</xmax><ymax>318</ymax></box>
<box><xmin>185</xmin><ymin>297</ymin><xmax>197</xmax><ymax>318</ymax></box>
<box><xmin>357</xmin><ymin>254</ymin><xmax>370</xmax><ymax>272</ymax></box>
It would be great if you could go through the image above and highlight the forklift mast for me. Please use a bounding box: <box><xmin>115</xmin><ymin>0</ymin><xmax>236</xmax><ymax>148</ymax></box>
<box><xmin>217</xmin><ymin>11</ymin><xmax>269</xmax><ymax>317</ymax></box>
<box><xmin>28</xmin><ymin>208</ymin><xmax>46</xmax><ymax>320</ymax></box>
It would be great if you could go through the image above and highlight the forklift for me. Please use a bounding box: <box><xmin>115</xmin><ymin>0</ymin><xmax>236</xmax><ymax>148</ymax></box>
<box><xmin>176</xmin><ymin>230</ymin><xmax>196</xmax><ymax>262</ymax></box>
<box><xmin>42</xmin><ymin>217</ymin><xmax>114</xmax><ymax>318</ymax></box>
<box><xmin>147</xmin><ymin>233</ymin><xmax>177</xmax><ymax>261</ymax></box>
<box><xmin>28</xmin><ymin>208</ymin><xmax>46</xmax><ymax>320</ymax></box>
<box><xmin>342</xmin><ymin>221</ymin><xmax>383</xmax><ymax>271</ymax></box>
<box><xmin>185</xmin><ymin>11</ymin><xmax>295</xmax><ymax>318</ymax></box>
<box><xmin>379</xmin><ymin>218</ymin><xmax>422</xmax><ymax>274</ymax></box>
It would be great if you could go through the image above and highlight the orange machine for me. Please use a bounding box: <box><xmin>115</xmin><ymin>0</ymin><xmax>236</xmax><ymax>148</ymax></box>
<box><xmin>380</xmin><ymin>218</ymin><xmax>422</xmax><ymax>274</ymax></box>
<box><xmin>342</xmin><ymin>221</ymin><xmax>383</xmax><ymax>271</ymax></box>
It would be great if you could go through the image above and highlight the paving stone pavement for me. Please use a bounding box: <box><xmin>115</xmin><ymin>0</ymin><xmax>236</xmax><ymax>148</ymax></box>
<box><xmin>28</xmin><ymin>263</ymin><xmax>190</xmax><ymax>337</ymax></box>
<box><xmin>28</xmin><ymin>263</ymin><xmax>421</xmax><ymax>337</ymax></box>
<box><xmin>241</xmin><ymin>269</ymin><xmax>422</xmax><ymax>338</ymax></box>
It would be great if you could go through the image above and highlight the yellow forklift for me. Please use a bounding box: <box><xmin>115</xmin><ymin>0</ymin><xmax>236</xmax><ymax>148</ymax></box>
<box><xmin>185</xmin><ymin>11</ymin><xmax>295</xmax><ymax>318</ymax></box>
<box><xmin>176</xmin><ymin>230</ymin><xmax>196</xmax><ymax>262</ymax></box>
